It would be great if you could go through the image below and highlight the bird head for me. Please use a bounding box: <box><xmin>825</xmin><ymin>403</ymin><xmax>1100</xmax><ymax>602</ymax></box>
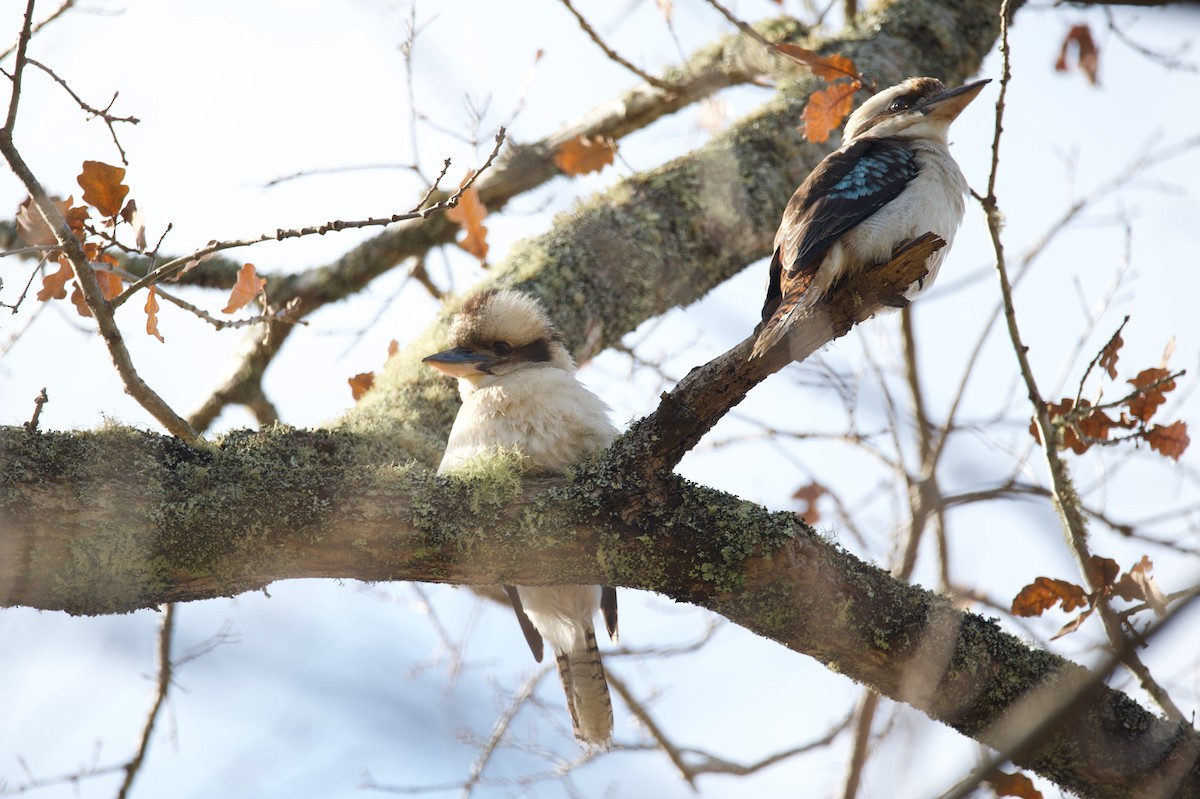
<box><xmin>843</xmin><ymin>76</ymin><xmax>989</xmax><ymax>143</ymax></box>
<box><xmin>423</xmin><ymin>289</ymin><xmax>575</xmax><ymax>387</ymax></box>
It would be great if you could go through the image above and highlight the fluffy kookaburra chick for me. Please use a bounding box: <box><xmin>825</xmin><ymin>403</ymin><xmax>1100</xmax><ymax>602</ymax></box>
<box><xmin>752</xmin><ymin>76</ymin><xmax>989</xmax><ymax>358</ymax></box>
<box><xmin>423</xmin><ymin>289</ymin><xmax>618</xmax><ymax>747</ymax></box>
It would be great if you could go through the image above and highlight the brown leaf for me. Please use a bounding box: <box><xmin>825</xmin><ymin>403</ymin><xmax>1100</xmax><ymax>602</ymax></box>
<box><xmin>77</xmin><ymin>160</ymin><xmax>130</xmax><ymax>218</ymax></box>
<box><xmin>1126</xmin><ymin>367</ymin><xmax>1175</xmax><ymax>422</ymax></box>
<box><xmin>1055</xmin><ymin>24</ymin><xmax>1099</xmax><ymax>85</ymax></box>
<box><xmin>1145</xmin><ymin>420</ymin><xmax>1189</xmax><ymax>461</ymax></box>
<box><xmin>37</xmin><ymin>259</ymin><xmax>73</xmax><ymax>301</ymax></box>
<box><xmin>1051</xmin><ymin>606</ymin><xmax>1095</xmax><ymax>640</ymax></box>
<box><xmin>120</xmin><ymin>199</ymin><xmax>147</xmax><ymax>252</ymax></box>
<box><xmin>986</xmin><ymin>769</ymin><xmax>1043</xmax><ymax>799</ymax></box>
<box><xmin>446</xmin><ymin>182</ymin><xmax>490</xmax><ymax>261</ymax></box>
<box><xmin>802</xmin><ymin>81</ymin><xmax>859</xmax><ymax>144</ymax></box>
<box><xmin>1098</xmin><ymin>329</ymin><xmax>1122</xmax><ymax>380</ymax></box>
<box><xmin>94</xmin><ymin>269</ymin><xmax>123</xmax><ymax>301</ymax></box>
<box><xmin>1076</xmin><ymin>402</ymin><xmax>1116</xmax><ymax>444</ymax></box>
<box><xmin>1128</xmin><ymin>556</ymin><xmax>1168</xmax><ymax>617</ymax></box>
<box><xmin>791</xmin><ymin>481</ymin><xmax>827</xmax><ymax>524</ymax></box>
<box><xmin>145</xmin><ymin>286</ymin><xmax>165</xmax><ymax>343</ymax></box>
<box><xmin>554</xmin><ymin>135</ymin><xmax>617</xmax><ymax>177</ymax></box>
<box><xmin>773</xmin><ymin>44</ymin><xmax>860</xmax><ymax>83</ymax></box>
<box><xmin>1011</xmin><ymin>577</ymin><xmax>1089</xmax><ymax>617</ymax></box>
<box><xmin>16</xmin><ymin>196</ymin><xmax>69</xmax><ymax>247</ymax></box>
<box><xmin>1087</xmin><ymin>555</ymin><xmax>1120</xmax><ymax>592</ymax></box>
<box><xmin>1032</xmin><ymin>399</ymin><xmax>1088</xmax><ymax>454</ymax></box>
<box><xmin>1111</xmin><ymin>572</ymin><xmax>1144</xmax><ymax>603</ymax></box>
<box><xmin>223</xmin><ymin>263</ymin><xmax>266</xmax><ymax>314</ymax></box>
<box><xmin>70</xmin><ymin>282</ymin><xmax>91</xmax><ymax>317</ymax></box>
<box><xmin>349</xmin><ymin>372</ymin><xmax>374</xmax><ymax>401</ymax></box>
<box><xmin>386</xmin><ymin>339</ymin><xmax>399</xmax><ymax>358</ymax></box>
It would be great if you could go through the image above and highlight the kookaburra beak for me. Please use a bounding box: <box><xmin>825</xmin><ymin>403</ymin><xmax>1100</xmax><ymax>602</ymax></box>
<box><xmin>916</xmin><ymin>78</ymin><xmax>990</xmax><ymax>121</ymax></box>
<box><xmin>422</xmin><ymin>346</ymin><xmax>497</xmax><ymax>377</ymax></box>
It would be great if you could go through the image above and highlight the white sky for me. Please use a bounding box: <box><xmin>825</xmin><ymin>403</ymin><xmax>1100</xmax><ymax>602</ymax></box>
<box><xmin>2</xmin><ymin>1</ymin><xmax>1200</xmax><ymax>798</ymax></box>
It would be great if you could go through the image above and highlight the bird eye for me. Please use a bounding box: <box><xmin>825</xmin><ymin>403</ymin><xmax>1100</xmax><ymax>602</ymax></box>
<box><xmin>889</xmin><ymin>97</ymin><xmax>912</xmax><ymax>112</ymax></box>
<box><xmin>494</xmin><ymin>340</ymin><xmax>513</xmax><ymax>356</ymax></box>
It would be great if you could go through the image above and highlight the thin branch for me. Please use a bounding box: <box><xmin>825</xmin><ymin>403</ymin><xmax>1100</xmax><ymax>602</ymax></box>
<box><xmin>25</xmin><ymin>58</ymin><xmax>138</xmax><ymax>164</ymax></box>
<box><xmin>557</xmin><ymin>0</ymin><xmax>675</xmax><ymax>91</ymax></box>
<box><xmin>979</xmin><ymin>0</ymin><xmax>1184</xmax><ymax>724</ymax></box>
<box><xmin>110</xmin><ymin>130</ymin><xmax>503</xmax><ymax>311</ymax></box>
<box><xmin>0</xmin><ymin>0</ymin><xmax>75</xmax><ymax>62</ymax></box>
<box><xmin>3</xmin><ymin>0</ymin><xmax>37</xmax><ymax>134</ymax></box>
<box><xmin>115</xmin><ymin>603</ymin><xmax>175</xmax><ymax>799</ymax></box>
<box><xmin>839</xmin><ymin>690</ymin><xmax>879</xmax><ymax>799</ymax></box>
<box><xmin>23</xmin><ymin>387</ymin><xmax>47</xmax><ymax>432</ymax></box>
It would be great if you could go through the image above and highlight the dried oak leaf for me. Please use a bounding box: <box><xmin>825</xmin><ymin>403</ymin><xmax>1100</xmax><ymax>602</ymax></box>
<box><xmin>1087</xmin><ymin>555</ymin><xmax>1120</xmax><ymax>592</ymax></box>
<box><xmin>387</xmin><ymin>339</ymin><xmax>399</xmax><ymax>358</ymax></box>
<box><xmin>446</xmin><ymin>182</ymin><xmax>489</xmax><ymax>262</ymax></box>
<box><xmin>1012</xmin><ymin>577</ymin><xmax>1089</xmax><ymax>617</ymax></box>
<box><xmin>94</xmin><ymin>269</ymin><xmax>123</xmax><ymax>302</ymax></box>
<box><xmin>1126</xmin><ymin>367</ymin><xmax>1175</xmax><ymax>422</ymax></box>
<box><xmin>1076</xmin><ymin>401</ymin><xmax>1116</xmax><ymax>444</ymax></box>
<box><xmin>986</xmin><ymin>769</ymin><xmax>1043</xmax><ymax>799</ymax></box>
<box><xmin>1031</xmin><ymin>398</ymin><xmax>1088</xmax><ymax>454</ymax></box>
<box><xmin>120</xmin><ymin>199</ymin><xmax>147</xmax><ymax>252</ymax></box>
<box><xmin>1145</xmin><ymin>420</ymin><xmax>1189</xmax><ymax>462</ymax></box>
<box><xmin>223</xmin><ymin>263</ymin><xmax>266</xmax><ymax>314</ymax></box>
<box><xmin>77</xmin><ymin>160</ymin><xmax>130</xmax><ymax>218</ymax></box>
<box><xmin>1099</xmin><ymin>329</ymin><xmax>1123</xmax><ymax>379</ymax></box>
<box><xmin>145</xmin><ymin>286</ymin><xmax>165</xmax><ymax>343</ymax></box>
<box><xmin>349</xmin><ymin>372</ymin><xmax>374</xmax><ymax>401</ymax></box>
<box><xmin>1055</xmin><ymin>24</ymin><xmax>1099</xmax><ymax>85</ymax></box>
<box><xmin>791</xmin><ymin>481</ymin><xmax>828</xmax><ymax>524</ymax></box>
<box><xmin>773</xmin><ymin>44</ymin><xmax>859</xmax><ymax>83</ymax></box>
<box><xmin>554</xmin><ymin>135</ymin><xmax>617</xmax><ymax>177</ymax></box>
<box><xmin>70</xmin><ymin>282</ymin><xmax>91</xmax><ymax>317</ymax></box>
<box><xmin>802</xmin><ymin>81</ymin><xmax>859</xmax><ymax>144</ymax></box>
<box><xmin>1128</xmin><ymin>556</ymin><xmax>1168</xmax><ymax>617</ymax></box>
<box><xmin>1052</xmin><ymin>606</ymin><xmax>1095</xmax><ymax>641</ymax></box>
<box><xmin>37</xmin><ymin>259</ymin><xmax>73</xmax><ymax>302</ymax></box>
<box><xmin>16</xmin><ymin>196</ymin><xmax>70</xmax><ymax>247</ymax></box>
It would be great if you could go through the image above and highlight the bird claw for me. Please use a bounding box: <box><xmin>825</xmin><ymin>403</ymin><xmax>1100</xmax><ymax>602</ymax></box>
<box><xmin>879</xmin><ymin>292</ymin><xmax>911</xmax><ymax>309</ymax></box>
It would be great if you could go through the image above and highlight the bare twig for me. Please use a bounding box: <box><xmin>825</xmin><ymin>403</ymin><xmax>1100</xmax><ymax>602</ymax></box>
<box><xmin>25</xmin><ymin>58</ymin><xmax>139</xmax><ymax>164</ymax></box>
<box><xmin>557</xmin><ymin>0</ymin><xmax>675</xmax><ymax>91</ymax></box>
<box><xmin>110</xmin><ymin>129</ymin><xmax>504</xmax><ymax>311</ymax></box>
<box><xmin>0</xmin><ymin>0</ymin><xmax>75</xmax><ymax>62</ymax></box>
<box><xmin>115</xmin><ymin>603</ymin><xmax>175</xmax><ymax>799</ymax></box>
<box><xmin>23</xmin><ymin>387</ymin><xmax>47</xmax><ymax>432</ymax></box>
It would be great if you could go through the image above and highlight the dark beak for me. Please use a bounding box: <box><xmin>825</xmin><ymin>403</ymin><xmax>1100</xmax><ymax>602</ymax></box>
<box><xmin>422</xmin><ymin>346</ymin><xmax>498</xmax><ymax>377</ymax></box>
<box><xmin>917</xmin><ymin>78</ymin><xmax>990</xmax><ymax>121</ymax></box>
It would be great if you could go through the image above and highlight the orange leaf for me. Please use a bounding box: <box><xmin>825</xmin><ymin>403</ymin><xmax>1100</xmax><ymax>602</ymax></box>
<box><xmin>1098</xmin><ymin>329</ymin><xmax>1122</xmax><ymax>380</ymax></box>
<box><xmin>1145</xmin><ymin>420</ymin><xmax>1189</xmax><ymax>461</ymax></box>
<box><xmin>94</xmin><ymin>269</ymin><xmax>123</xmax><ymax>301</ymax></box>
<box><xmin>1055</xmin><ymin>24</ymin><xmax>1099</xmax><ymax>85</ymax></box>
<box><xmin>802</xmin><ymin>81</ymin><xmax>859</xmax><ymax>144</ymax></box>
<box><xmin>773</xmin><ymin>44</ymin><xmax>860</xmax><ymax>83</ymax></box>
<box><xmin>986</xmin><ymin>769</ymin><xmax>1043</xmax><ymax>799</ymax></box>
<box><xmin>1126</xmin><ymin>367</ymin><xmax>1175</xmax><ymax>422</ymax></box>
<box><xmin>554</xmin><ymin>135</ymin><xmax>617</xmax><ymax>177</ymax></box>
<box><xmin>70</xmin><ymin>282</ymin><xmax>91</xmax><ymax>317</ymax></box>
<box><xmin>386</xmin><ymin>339</ymin><xmax>399</xmax><ymax>358</ymax></box>
<box><xmin>349</xmin><ymin>372</ymin><xmax>374</xmax><ymax>401</ymax></box>
<box><xmin>77</xmin><ymin>160</ymin><xmax>130</xmax><ymax>218</ymax></box>
<box><xmin>791</xmin><ymin>481</ymin><xmax>827</xmax><ymax>524</ymax></box>
<box><xmin>1032</xmin><ymin>399</ymin><xmax>1089</xmax><ymax>454</ymax></box>
<box><xmin>37</xmin><ymin>259</ymin><xmax>73</xmax><ymax>301</ymax></box>
<box><xmin>445</xmin><ymin>183</ymin><xmax>489</xmax><ymax>262</ymax></box>
<box><xmin>223</xmin><ymin>263</ymin><xmax>266</xmax><ymax>314</ymax></box>
<box><xmin>145</xmin><ymin>286</ymin><xmax>165</xmax><ymax>343</ymax></box>
<box><xmin>1011</xmin><ymin>577</ymin><xmax>1089</xmax><ymax>617</ymax></box>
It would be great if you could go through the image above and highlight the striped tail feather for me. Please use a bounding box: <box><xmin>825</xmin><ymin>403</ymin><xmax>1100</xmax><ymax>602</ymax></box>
<box><xmin>555</xmin><ymin>625</ymin><xmax>613</xmax><ymax>747</ymax></box>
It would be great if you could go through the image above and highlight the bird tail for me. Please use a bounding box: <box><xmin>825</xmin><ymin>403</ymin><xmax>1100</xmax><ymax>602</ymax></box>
<box><xmin>555</xmin><ymin>624</ymin><xmax>613</xmax><ymax>748</ymax></box>
<box><xmin>751</xmin><ymin>298</ymin><xmax>801</xmax><ymax>359</ymax></box>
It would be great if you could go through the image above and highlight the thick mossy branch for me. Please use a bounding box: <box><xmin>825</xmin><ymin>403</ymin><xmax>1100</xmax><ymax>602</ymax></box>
<box><xmin>1</xmin><ymin>422</ymin><xmax>1196</xmax><ymax>798</ymax></box>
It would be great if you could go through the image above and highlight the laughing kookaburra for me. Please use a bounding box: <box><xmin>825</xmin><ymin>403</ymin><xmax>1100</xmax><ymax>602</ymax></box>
<box><xmin>423</xmin><ymin>289</ymin><xmax>618</xmax><ymax>747</ymax></box>
<box><xmin>752</xmin><ymin>76</ymin><xmax>989</xmax><ymax>358</ymax></box>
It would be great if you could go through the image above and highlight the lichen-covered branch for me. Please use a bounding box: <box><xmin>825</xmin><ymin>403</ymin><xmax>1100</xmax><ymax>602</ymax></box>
<box><xmin>1</xmin><ymin>423</ymin><xmax>1195</xmax><ymax>798</ymax></box>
